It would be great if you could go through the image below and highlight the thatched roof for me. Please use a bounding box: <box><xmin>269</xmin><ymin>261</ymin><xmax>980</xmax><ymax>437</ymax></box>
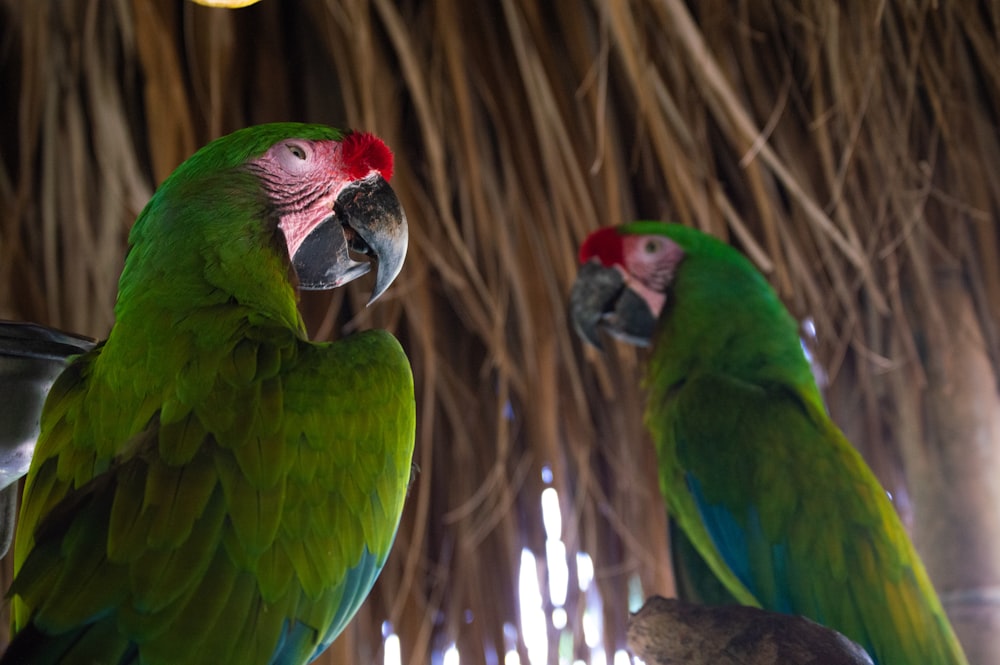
<box><xmin>2</xmin><ymin>1</ymin><xmax>999</xmax><ymax>663</ymax></box>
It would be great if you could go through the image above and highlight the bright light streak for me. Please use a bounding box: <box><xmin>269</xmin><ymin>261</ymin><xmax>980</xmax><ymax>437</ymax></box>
<box><xmin>627</xmin><ymin>574</ymin><xmax>645</xmax><ymax>611</ymax></box>
<box><xmin>545</xmin><ymin>539</ymin><xmax>568</xmax><ymax>606</ymax></box>
<box><xmin>383</xmin><ymin>632</ymin><xmax>401</xmax><ymax>665</ymax></box>
<box><xmin>540</xmin><ymin>487</ymin><xmax>562</xmax><ymax>539</ymax></box>
<box><xmin>518</xmin><ymin>549</ymin><xmax>548</xmax><ymax>665</ymax></box>
<box><xmin>576</xmin><ymin>552</ymin><xmax>594</xmax><ymax>591</ymax></box>
<box><xmin>519</xmin><ymin>549</ymin><xmax>542</xmax><ymax>606</ymax></box>
<box><xmin>582</xmin><ymin>606</ymin><xmax>600</xmax><ymax>648</ymax></box>
<box><xmin>613</xmin><ymin>649</ymin><xmax>633</xmax><ymax>665</ymax></box>
<box><xmin>541</xmin><ymin>465</ymin><xmax>553</xmax><ymax>484</ymax></box>
<box><xmin>386</xmin><ymin>485</ymin><xmax>623</xmax><ymax>665</ymax></box>
<box><xmin>803</xmin><ymin>317</ymin><xmax>816</xmax><ymax>338</ymax></box>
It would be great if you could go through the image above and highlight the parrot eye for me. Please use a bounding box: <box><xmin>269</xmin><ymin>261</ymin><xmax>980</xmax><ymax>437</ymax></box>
<box><xmin>644</xmin><ymin>239</ymin><xmax>660</xmax><ymax>253</ymax></box>
<box><xmin>273</xmin><ymin>141</ymin><xmax>315</xmax><ymax>174</ymax></box>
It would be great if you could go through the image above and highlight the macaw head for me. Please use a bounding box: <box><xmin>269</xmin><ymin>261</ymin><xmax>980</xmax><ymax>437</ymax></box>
<box><xmin>570</xmin><ymin>223</ymin><xmax>686</xmax><ymax>348</ymax></box>
<box><xmin>246</xmin><ymin>128</ymin><xmax>407</xmax><ymax>303</ymax></box>
<box><xmin>127</xmin><ymin>123</ymin><xmax>408</xmax><ymax>309</ymax></box>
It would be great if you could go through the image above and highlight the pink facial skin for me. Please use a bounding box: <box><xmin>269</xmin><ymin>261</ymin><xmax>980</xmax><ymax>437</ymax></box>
<box><xmin>580</xmin><ymin>227</ymin><xmax>684</xmax><ymax>320</ymax></box>
<box><xmin>248</xmin><ymin>133</ymin><xmax>393</xmax><ymax>259</ymax></box>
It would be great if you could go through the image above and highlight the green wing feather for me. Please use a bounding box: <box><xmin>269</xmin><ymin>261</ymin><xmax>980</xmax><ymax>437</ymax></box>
<box><xmin>11</xmin><ymin>322</ymin><xmax>414</xmax><ymax>665</ymax></box>
<box><xmin>651</xmin><ymin>371</ymin><xmax>964</xmax><ymax>663</ymax></box>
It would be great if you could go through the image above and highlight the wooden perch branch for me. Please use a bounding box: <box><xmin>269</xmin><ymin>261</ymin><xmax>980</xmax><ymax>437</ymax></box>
<box><xmin>627</xmin><ymin>596</ymin><xmax>873</xmax><ymax>665</ymax></box>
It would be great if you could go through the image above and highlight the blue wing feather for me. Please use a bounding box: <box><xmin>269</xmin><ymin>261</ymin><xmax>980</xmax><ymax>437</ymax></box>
<box><xmin>686</xmin><ymin>473</ymin><xmax>794</xmax><ymax>614</ymax></box>
<box><xmin>660</xmin><ymin>372</ymin><xmax>965</xmax><ymax>664</ymax></box>
<box><xmin>311</xmin><ymin>547</ymin><xmax>384</xmax><ymax>661</ymax></box>
<box><xmin>266</xmin><ymin>546</ymin><xmax>385</xmax><ymax>664</ymax></box>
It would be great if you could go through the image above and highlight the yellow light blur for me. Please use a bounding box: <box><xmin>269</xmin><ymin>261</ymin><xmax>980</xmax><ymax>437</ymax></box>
<box><xmin>190</xmin><ymin>0</ymin><xmax>263</xmax><ymax>8</ymax></box>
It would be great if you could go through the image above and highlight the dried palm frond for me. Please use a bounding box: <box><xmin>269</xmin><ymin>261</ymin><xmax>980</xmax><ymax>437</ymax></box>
<box><xmin>2</xmin><ymin>1</ymin><xmax>999</xmax><ymax>663</ymax></box>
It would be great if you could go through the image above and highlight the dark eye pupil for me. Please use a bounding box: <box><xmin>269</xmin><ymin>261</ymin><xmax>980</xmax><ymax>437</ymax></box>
<box><xmin>646</xmin><ymin>241</ymin><xmax>657</xmax><ymax>253</ymax></box>
<box><xmin>289</xmin><ymin>144</ymin><xmax>306</xmax><ymax>160</ymax></box>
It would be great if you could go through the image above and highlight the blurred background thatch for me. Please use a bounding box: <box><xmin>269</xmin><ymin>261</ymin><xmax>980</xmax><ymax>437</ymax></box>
<box><xmin>2</xmin><ymin>1</ymin><xmax>999</xmax><ymax>663</ymax></box>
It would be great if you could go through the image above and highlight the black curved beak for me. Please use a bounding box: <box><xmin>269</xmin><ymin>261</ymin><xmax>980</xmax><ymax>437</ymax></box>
<box><xmin>569</xmin><ymin>260</ymin><xmax>657</xmax><ymax>349</ymax></box>
<box><xmin>292</xmin><ymin>174</ymin><xmax>408</xmax><ymax>304</ymax></box>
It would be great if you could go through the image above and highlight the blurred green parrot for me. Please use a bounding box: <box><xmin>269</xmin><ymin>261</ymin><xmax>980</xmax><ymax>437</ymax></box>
<box><xmin>569</xmin><ymin>221</ymin><xmax>967</xmax><ymax>665</ymax></box>
<box><xmin>2</xmin><ymin>123</ymin><xmax>415</xmax><ymax>665</ymax></box>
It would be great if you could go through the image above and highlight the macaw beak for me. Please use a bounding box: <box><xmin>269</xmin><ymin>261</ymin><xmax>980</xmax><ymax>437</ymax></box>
<box><xmin>569</xmin><ymin>260</ymin><xmax>657</xmax><ymax>349</ymax></box>
<box><xmin>292</xmin><ymin>174</ymin><xmax>408</xmax><ymax>305</ymax></box>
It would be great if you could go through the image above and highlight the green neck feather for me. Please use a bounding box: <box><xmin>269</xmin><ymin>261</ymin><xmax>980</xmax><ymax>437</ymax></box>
<box><xmin>101</xmin><ymin>164</ymin><xmax>305</xmax><ymax>388</ymax></box>
<box><xmin>124</xmin><ymin>169</ymin><xmax>301</xmax><ymax>324</ymax></box>
<box><xmin>110</xmin><ymin>123</ymin><xmax>347</xmax><ymax>342</ymax></box>
<box><xmin>638</xmin><ymin>224</ymin><xmax>823</xmax><ymax>407</ymax></box>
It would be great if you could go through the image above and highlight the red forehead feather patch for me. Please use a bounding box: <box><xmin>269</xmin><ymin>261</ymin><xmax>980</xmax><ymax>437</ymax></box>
<box><xmin>578</xmin><ymin>227</ymin><xmax>624</xmax><ymax>266</ymax></box>
<box><xmin>340</xmin><ymin>131</ymin><xmax>394</xmax><ymax>182</ymax></box>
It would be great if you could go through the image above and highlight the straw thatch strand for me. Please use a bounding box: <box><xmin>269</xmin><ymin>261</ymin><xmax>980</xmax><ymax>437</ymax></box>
<box><xmin>2</xmin><ymin>0</ymin><xmax>999</xmax><ymax>663</ymax></box>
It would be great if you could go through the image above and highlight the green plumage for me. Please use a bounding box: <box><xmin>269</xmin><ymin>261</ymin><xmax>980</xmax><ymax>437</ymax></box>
<box><xmin>7</xmin><ymin>123</ymin><xmax>415</xmax><ymax>665</ymax></box>
<box><xmin>573</xmin><ymin>222</ymin><xmax>968</xmax><ymax>665</ymax></box>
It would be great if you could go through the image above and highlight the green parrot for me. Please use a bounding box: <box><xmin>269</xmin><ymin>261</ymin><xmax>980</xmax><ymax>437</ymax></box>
<box><xmin>569</xmin><ymin>221</ymin><xmax>968</xmax><ymax>665</ymax></box>
<box><xmin>2</xmin><ymin>123</ymin><xmax>415</xmax><ymax>665</ymax></box>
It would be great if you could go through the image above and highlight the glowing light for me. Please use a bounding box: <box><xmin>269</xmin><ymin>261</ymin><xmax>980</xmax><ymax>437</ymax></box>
<box><xmin>541</xmin><ymin>487</ymin><xmax>562</xmax><ymax>539</ymax></box>
<box><xmin>582</xmin><ymin>606</ymin><xmax>600</xmax><ymax>648</ymax></box>
<box><xmin>803</xmin><ymin>317</ymin><xmax>816</xmax><ymax>337</ymax></box>
<box><xmin>576</xmin><ymin>552</ymin><xmax>594</xmax><ymax>591</ymax></box>
<box><xmin>379</xmin><ymin>478</ymin><xmax>625</xmax><ymax>665</ymax></box>
<box><xmin>191</xmin><ymin>0</ymin><xmax>263</xmax><ymax>7</ymax></box>
<box><xmin>383</xmin><ymin>633</ymin><xmax>401</xmax><ymax>665</ymax></box>
<box><xmin>628</xmin><ymin>574</ymin><xmax>645</xmax><ymax>610</ymax></box>
<box><xmin>545</xmin><ymin>539</ymin><xmax>568</xmax><ymax>606</ymax></box>
<box><xmin>614</xmin><ymin>649</ymin><xmax>634</xmax><ymax>665</ymax></box>
<box><xmin>518</xmin><ymin>549</ymin><xmax>548</xmax><ymax>664</ymax></box>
